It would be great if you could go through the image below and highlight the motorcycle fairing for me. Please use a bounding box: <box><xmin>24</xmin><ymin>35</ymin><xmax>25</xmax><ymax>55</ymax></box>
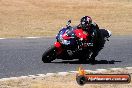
<box><xmin>74</xmin><ymin>29</ymin><xmax>89</xmax><ymax>41</ymax></box>
<box><xmin>56</xmin><ymin>27</ymin><xmax>77</xmax><ymax>45</ymax></box>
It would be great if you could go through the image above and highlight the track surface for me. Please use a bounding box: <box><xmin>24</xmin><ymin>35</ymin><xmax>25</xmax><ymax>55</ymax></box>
<box><xmin>0</xmin><ymin>36</ymin><xmax>132</xmax><ymax>78</ymax></box>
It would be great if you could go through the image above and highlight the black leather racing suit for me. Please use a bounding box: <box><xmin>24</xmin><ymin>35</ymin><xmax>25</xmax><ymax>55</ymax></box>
<box><xmin>77</xmin><ymin>22</ymin><xmax>104</xmax><ymax>61</ymax></box>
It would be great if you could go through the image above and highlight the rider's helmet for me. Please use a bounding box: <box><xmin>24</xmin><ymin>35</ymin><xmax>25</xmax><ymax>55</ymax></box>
<box><xmin>80</xmin><ymin>16</ymin><xmax>92</xmax><ymax>31</ymax></box>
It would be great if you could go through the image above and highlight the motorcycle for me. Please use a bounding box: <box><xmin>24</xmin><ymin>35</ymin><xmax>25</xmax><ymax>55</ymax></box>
<box><xmin>42</xmin><ymin>20</ymin><xmax>111</xmax><ymax>63</ymax></box>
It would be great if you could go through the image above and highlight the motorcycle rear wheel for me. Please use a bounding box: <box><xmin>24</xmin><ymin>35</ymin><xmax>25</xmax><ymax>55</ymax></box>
<box><xmin>42</xmin><ymin>46</ymin><xmax>56</xmax><ymax>63</ymax></box>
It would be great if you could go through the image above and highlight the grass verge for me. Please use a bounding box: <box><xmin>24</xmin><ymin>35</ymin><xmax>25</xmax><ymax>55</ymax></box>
<box><xmin>0</xmin><ymin>68</ymin><xmax>132</xmax><ymax>88</ymax></box>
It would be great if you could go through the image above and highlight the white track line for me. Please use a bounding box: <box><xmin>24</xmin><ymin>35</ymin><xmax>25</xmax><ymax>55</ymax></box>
<box><xmin>25</xmin><ymin>37</ymin><xmax>41</xmax><ymax>39</ymax></box>
<box><xmin>126</xmin><ymin>67</ymin><xmax>132</xmax><ymax>69</ymax></box>
<box><xmin>109</xmin><ymin>68</ymin><xmax>123</xmax><ymax>70</ymax></box>
<box><xmin>46</xmin><ymin>73</ymin><xmax>56</xmax><ymax>76</ymax></box>
<box><xmin>0</xmin><ymin>36</ymin><xmax>54</xmax><ymax>40</ymax></box>
<box><xmin>0</xmin><ymin>38</ymin><xmax>6</xmax><ymax>40</ymax></box>
<box><xmin>57</xmin><ymin>72</ymin><xmax>69</xmax><ymax>76</ymax></box>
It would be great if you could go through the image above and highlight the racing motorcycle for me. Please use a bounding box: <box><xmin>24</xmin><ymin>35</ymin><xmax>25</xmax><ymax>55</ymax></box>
<box><xmin>42</xmin><ymin>20</ymin><xmax>111</xmax><ymax>63</ymax></box>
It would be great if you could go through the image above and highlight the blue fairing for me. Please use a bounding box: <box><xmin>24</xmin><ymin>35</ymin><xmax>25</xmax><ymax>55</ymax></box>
<box><xmin>56</xmin><ymin>28</ymin><xmax>67</xmax><ymax>40</ymax></box>
<box><xmin>56</xmin><ymin>27</ymin><xmax>77</xmax><ymax>45</ymax></box>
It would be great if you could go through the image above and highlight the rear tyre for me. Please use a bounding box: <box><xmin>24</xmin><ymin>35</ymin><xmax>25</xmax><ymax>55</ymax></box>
<box><xmin>42</xmin><ymin>46</ymin><xmax>57</xmax><ymax>63</ymax></box>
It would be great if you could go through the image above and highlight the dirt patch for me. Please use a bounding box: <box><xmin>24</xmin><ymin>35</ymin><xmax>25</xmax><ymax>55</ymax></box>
<box><xmin>0</xmin><ymin>69</ymin><xmax>132</xmax><ymax>88</ymax></box>
<box><xmin>0</xmin><ymin>0</ymin><xmax>132</xmax><ymax>38</ymax></box>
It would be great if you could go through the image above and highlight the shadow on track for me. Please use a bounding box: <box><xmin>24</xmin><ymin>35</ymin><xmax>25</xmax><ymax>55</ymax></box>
<box><xmin>52</xmin><ymin>60</ymin><xmax>122</xmax><ymax>65</ymax></box>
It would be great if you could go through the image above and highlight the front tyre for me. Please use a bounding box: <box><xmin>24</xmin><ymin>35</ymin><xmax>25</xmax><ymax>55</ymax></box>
<box><xmin>42</xmin><ymin>46</ymin><xmax>57</xmax><ymax>63</ymax></box>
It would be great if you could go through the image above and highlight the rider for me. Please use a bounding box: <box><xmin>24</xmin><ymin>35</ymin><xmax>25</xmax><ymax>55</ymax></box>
<box><xmin>77</xmin><ymin>16</ymin><xmax>99</xmax><ymax>45</ymax></box>
<box><xmin>77</xmin><ymin>16</ymin><xmax>103</xmax><ymax>62</ymax></box>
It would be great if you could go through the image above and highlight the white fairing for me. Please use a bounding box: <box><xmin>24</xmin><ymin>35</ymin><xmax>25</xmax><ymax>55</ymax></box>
<box><xmin>107</xmin><ymin>30</ymin><xmax>112</xmax><ymax>37</ymax></box>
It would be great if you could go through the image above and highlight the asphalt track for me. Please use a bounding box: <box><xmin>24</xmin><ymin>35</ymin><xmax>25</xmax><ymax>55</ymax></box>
<box><xmin>0</xmin><ymin>36</ymin><xmax>132</xmax><ymax>78</ymax></box>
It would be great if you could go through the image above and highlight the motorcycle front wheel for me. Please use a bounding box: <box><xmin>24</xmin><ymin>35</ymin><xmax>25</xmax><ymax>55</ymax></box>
<box><xmin>42</xmin><ymin>46</ymin><xmax>57</xmax><ymax>63</ymax></box>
